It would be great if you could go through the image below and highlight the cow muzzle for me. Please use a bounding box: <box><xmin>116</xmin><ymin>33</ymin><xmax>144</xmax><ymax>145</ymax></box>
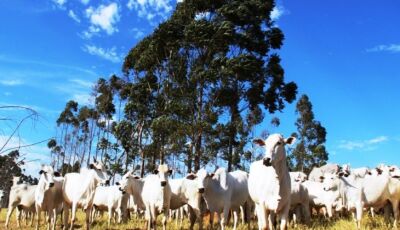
<box><xmin>198</xmin><ymin>188</ymin><xmax>205</xmax><ymax>193</ymax></box>
<box><xmin>161</xmin><ymin>181</ymin><xmax>167</xmax><ymax>187</ymax></box>
<box><xmin>263</xmin><ymin>157</ymin><xmax>272</xmax><ymax>167</ymax></box>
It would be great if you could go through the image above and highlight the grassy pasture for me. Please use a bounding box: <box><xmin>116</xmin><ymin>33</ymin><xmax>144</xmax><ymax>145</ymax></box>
<box><xmin>0</xmin><ymin>208</ymin><xmax>394</xmax><ymax>229</ymax></box>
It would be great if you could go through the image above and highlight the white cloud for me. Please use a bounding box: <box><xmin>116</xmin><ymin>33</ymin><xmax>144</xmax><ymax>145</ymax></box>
<box><xmin>81</xmin><ymin>0</ymin><xmax>90</xmax><ymax>5</ymax></box>
<box><xmin>72</xmin><ymin>93</ymin><xmax>94</xmax><ymax>105</ymax></box>
<box><xmin>127</xmin><ymin>0</ymin><xmax>172</xmax><ymax>22</ymax></box>
<box><xmin>271</xmin><ymin>5</ymin><xmax>287</xmax><ymax>21</ymax></box>
<box><xmin>69</xmin><ymin>79</ymin><xmax>94</xmax><ymax>88</ymax></box>
<box><xmin>68</xmin><ymin>10</ymin><xmax>81</xmax><ymax>23</ymax></box>
<box><xmin>338</xmin><ymin>136</ymin><xmax>388</xmax><ymax>151</ymax></box>
<box><xmin>0</xmin><ymin>79</ymin><xmax>24</xmax><ymax>86</ymax></box>
<box><xmin>82</xmin><ymin>44</ymin><xmax>122</xmax><ymax>63</ymax></box>
<box><xmin>366</xmin><ymin>44</ymin><xmax>400</xmax><ymax>53</ymax></box>
<box><xmin>131</xmin><ymin>28</ymin><xmax>145</xmax><ymax>39</ymax></box>
<box><xmin>52</xmin><ymin>0</ymin><xmax>67</xmax><ymax>7</ymax></box>
<box><xmin>85</xmin><ymin>3</ymin><xmax>120</xmax><ymax>36</ymax></box>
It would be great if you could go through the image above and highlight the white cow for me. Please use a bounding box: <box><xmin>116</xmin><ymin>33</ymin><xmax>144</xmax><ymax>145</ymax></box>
<box><xmin>5</xmin><ymin>177</ymin><xmax>37</xmax><ymax>228</ymax></box>
<box><xmin>249</xmin><ymin>133</ymin><xmax>296</xmax><ymax>230</ymax></box>
<box><xmin>141</xmin><ymin>164</ymin><xmax>172</xmax><ymax>230</ymax></box>
<box><xmin>194</xmin><ymin>168</ymin><xmax>251</xmax><ymax>230</ymax></box>
<box><xmin>169</xmin><ymin>175</ymin><xmax>204</xmax><ymax>230</ymax></box>
<box><xmin>91</xmin><ymin>185</ymin><xmax>128</xmax><ymax>226</ymax></box>
<box><xmin>322</xmin><ymin>172</ymin><xmax>364</xmax><ymax>229</ymax></box>
<box><xmin>117</xmin><ymin>172</ymin><xmax>146</xmax><ymax>219</ymax></box>
<box><xmin>339</xmin><ymin>164</ymin><xmax>370</xmax><ymax>178</ymax></box>
<box><xmin>303</xmin><ymin>178</ymin><xmax>341</xmax><ymax>218</ymax></box>
<box><xmin>289</xmin><ymin>172</ymin><xmax>310</xmax><ymax>225</ymax></box>
<box><xmin>62</xmin><ymin>160</ymin><xmax>109</xmax><ymax>230</ymax></box>
<box><xmin>35</xmin><ymin>165</ymin><xmax>63</xmax><ymax>230</ymax></box>
<box><xmin>308</xmin><ymin>163</ymin><xmax>340</xmax><ymax>182</ymax></box>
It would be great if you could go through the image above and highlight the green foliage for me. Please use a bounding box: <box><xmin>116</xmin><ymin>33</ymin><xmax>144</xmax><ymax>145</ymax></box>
<box><xmin>289</xmin><ymin>94</ymin><xmax>328</xmax><ymax>173</ymax></box>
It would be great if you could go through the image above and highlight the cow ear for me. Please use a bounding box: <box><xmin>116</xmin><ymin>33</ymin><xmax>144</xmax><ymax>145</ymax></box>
<box><xmin>39</xmin><ymin>170</ymin><xmax>44</xmax><ymax>175</ymax></box>
<box><xmin>153</xmin><ymin>169</ymin><xmax>159</xmax><ymax>174</ymax></box>
<box><xmin>89</xmin><ymin>164</ymin><xmax>95</xmax><ymax>169</ymax></box>
<box><xmin>253</xmin><ymin>139</ymin><xmax>265</xmax><ymax>146</ymax></box>
<box><xmin>186</xmin><ymin>173</ymin><xmax>197</xmax><ymax>180</ymax></box>
<box><xmin>54</xmin><ymin>172</ymin><xmax>61</xmax><ymax>177</ymax></box>
<box><xmin>284</xmin><ymin>137</ymin><xmax>296</xmax><ymax>146</ymax></box>
<box><xmin>168</xmin><ymin>169</ymin><xmax>173</xmax><ymax>175</ymax></box>
<box><xmin>115</xmin><ymin>182</ymin><xmax>120</xmax><ymax>186</ymax></box>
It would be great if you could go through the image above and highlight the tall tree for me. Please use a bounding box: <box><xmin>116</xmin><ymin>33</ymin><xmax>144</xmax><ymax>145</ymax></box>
<box><xmin>289</xmin><ymin>94</ymin><xmax>328</xmax><ymax>173</ymax></box>
<box><xmin>123</xmin><ymin>0</ymin><xmax>297</xmax><ymax>173</ymax></box>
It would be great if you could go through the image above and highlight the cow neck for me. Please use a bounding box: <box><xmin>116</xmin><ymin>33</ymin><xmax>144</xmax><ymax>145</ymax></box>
<box><xmin>274</xmin><ymin>161</ymin><xmax>290</xmax><ymax>184</ymax></box>
<box><xmin>36</xmin><ymin>178</ymin><xmax>47</xmax><ymax>204</ymax></box>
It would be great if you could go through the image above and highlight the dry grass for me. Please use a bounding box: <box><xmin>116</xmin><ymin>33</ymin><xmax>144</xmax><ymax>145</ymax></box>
<box><xmin>0</xmin><ymin>208</ymin><xmax>395</xmax><ymax>229</ymax></box>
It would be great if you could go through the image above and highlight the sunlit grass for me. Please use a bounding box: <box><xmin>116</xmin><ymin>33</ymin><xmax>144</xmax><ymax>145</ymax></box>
<box><xmin>0</xmin><ymin>208</ymin><xmax>395</xmax><ymax>229</ymax></box>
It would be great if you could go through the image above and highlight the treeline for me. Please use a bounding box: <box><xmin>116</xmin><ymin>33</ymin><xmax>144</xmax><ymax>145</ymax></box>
<box><xmin>48</xmin><ymin>0</ymin><xmax>327</xmax><ymax>178</ymax></box>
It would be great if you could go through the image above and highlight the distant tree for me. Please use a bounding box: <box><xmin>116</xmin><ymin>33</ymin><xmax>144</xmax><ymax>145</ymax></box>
<box><xmin>0</xmin><ymin>150</ymin><xmax>38</xmax><ymax>207</ymax></box>
<box><xmin>289</xmin><ymin>94</ymin><xmax>328</xmax><ymax>173</ymax></box>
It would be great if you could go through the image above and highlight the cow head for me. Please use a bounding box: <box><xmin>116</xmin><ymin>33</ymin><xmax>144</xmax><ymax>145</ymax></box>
<box><xmin>117</xmin><ymin>170</ymin><xmax>140</xmax><ymax>194</ymax></box>
<box><xmin>291</xmin><ymin>172</ymin><xmax>308</xmax><ymax>183</ymax></box>
<box><xmin>338</xmin><ymin>164</ymin><xmax>351</xmax><ymax>177</ymax></box>
<box><xmin>253</xmin><ymin>134</ymin><xmax>296</xmax><ymax>168</ymax></box>
<box><xmin>38</xmin><ymin>165</ymin><xmax>58</xmax><ymax>190</ymax></box>
<box><xmin>89</xmin><ymin>161</ymin><xmax>109</xmax><ymax>185</ymax></box>
<box><xmin>153</xmin><ymin>164</ymin><xmax>172</xmax><ymax>187</ymax></box>
<box><xmin>194</xmin><ymin>168</ymin><xmax>215</xmax><ymax>194</ymax></box>
<box><xmin>322</xmin><ymin>173</ymin><xmax>339</xmax><ymax>191</ymax></box>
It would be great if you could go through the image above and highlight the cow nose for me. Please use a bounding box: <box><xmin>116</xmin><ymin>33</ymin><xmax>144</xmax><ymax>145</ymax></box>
<box><xmin>49</xmin><ymin>183</ymin><xmax>54</xmax><ymax>187</ymax></box>
<box><xmin>198</xmin><ymin>188</ymin><xmax>205</xmax><ymax>193</ymax></box>
<box><xmin>105</xmin><ymin>180</ymin><xmax>110</xmax><ymax>186</ymax></box>
<box><xmin>263</xmin><ymin>157</ymin><xmax>272</xmax><ymax>167</ymax></box>
<box><xmin>161</xmin><ymin>181</ymin><xmax>167</xmax><ymax>187</ymax></box>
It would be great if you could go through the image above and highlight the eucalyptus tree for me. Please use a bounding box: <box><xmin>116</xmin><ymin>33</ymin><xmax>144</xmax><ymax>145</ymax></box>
<box><xmin>289</xmin><ymin>94</ymin><xmax>328</xmax><ymax>173</ymax></box>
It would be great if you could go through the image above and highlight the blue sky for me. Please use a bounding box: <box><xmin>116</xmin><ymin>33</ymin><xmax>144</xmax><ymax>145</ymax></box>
<box><xmin>0</xmin><ymin>0</ymin><xmax>399</xmax><ymax>175</ymax></box>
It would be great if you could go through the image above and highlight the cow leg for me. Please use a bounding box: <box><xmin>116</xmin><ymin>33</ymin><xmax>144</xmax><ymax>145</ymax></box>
<box><xmin>70</xmin><ymin>203</ymin><xmax>77</xmax><ymax>230</ymax></box>
<box><xmin>150</xmin><ymin>205</ymin><xmax>157</xmax><ymax>230</ymax></box>
<box><xmin>35</xmin><ymin>208</ymin><xmax>41</xmax><ymax>230</ymax></box>
<box><xmin>233</xmin><ymin>209</ymin><xmax>239</xmax><ymax>230</ymax></box>
<box><xmin>302</xmin><ymin>203</ymin><xmax>311</xmax><ymax>225</ymax></box>
<box><xmin>16</xmin><ymin>207</ymin><xmax>22</xmax><ymax>227</ymax></box>
<box><xmin>279</xmin><ymin>205</ymin><xmax>290</xmax><ymax>230</ymax></box>
<box><xmin>162</xmin><ymin>207</ymin><xmax>169</xmax><ymax>230</ymax></box>
<box><xmin>256</xmin><ymin>204</ymin><xmax>268</xmax><ymax>230</ymax></box>
<box><xmin>209</xmin><ymin>211</ymin><xmax>214</xmax><ymax>229</ymax></box>
<box><xmin>221</xmin><ymin>204</ymin><xmax>230</xmax><ymax>230</ymax></box>
<box><xmin>354</xmin><ymin>205</ymin><xmax>362</xmax><ymax>230</ymax></box>
<box><xmin>5</xmin><ymin>204</ymin><xmax>16</xmax><ymax>228</ymax></box>
<box><xmin>108</xmin><ymin>206</ymin><xmax>112</xmax><ymax>226</ymax></box>
<box><xmin>326</xmin><ymin>204</ymin><xmax>333</xmax><ymax>218</ymax></box>
<box><xmin>47</xmin><ymin>209</ymin><xmax>53</xmax><ymax>230</ymax></box>
<box><xmin>85</xmin><ymin>207</ymin><xmax>92</xmax><ymax>230</ymax></box>
<box><xmin>52</xmin><ymin>209</ymin><xmax>57</xmax><ymax>230</ymax></box>
<box><xmin>392</xmin><ymin>200</ymin><xmax>399</xmax><ymax>229</ymax></box>
<box><xmin>62</xmin><ymin>204</ymin><xmax>69</xmax><ymax>230</ymax></box>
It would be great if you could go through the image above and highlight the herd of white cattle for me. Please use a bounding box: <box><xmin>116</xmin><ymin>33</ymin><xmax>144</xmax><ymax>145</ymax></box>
<box><xmin>2</xmin><ymin>133</ymin><xmax>400</xmax><ymax>230</ymax></box>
